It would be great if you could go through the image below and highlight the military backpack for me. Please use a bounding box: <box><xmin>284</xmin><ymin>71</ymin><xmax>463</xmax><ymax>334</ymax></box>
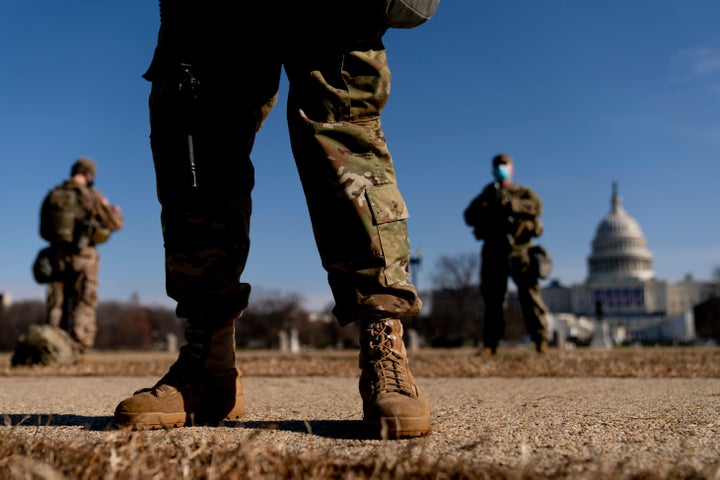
<box><xmin>39</xmin><ymin>183</ymin><xmax>87</xmax><ymax>246</ymax></box>
<box><xmin>11</xmin><ymin>324</ymin><xmax>80</xmax><ymax>367</ymax></box>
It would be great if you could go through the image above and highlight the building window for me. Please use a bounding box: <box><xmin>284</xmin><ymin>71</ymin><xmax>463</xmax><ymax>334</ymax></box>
<box><xmin>622</xmin><ymin>289</ymin><xmax>630</xmax><ymax>306</ymax></box>
<box><xmin>633</xmin><ymin>289</ymin><xmax>644</xmax><ymax>306</ymax></box>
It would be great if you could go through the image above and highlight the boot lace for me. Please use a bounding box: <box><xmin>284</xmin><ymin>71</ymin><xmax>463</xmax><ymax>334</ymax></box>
<box><xmin>364</xmin><ymin>320</ymin><xmax>415</xmax><ymax>397</ymax></box>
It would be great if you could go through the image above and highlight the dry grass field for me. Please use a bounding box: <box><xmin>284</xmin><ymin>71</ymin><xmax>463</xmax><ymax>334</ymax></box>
<box><xmin>3</xmin><ymin>345</ymin><xmax>720</xmax><ymax>378</ymax></box>
<box><xmin>1</xmin><ymin>346</ymin><xmax>719</xmax><ymax>479</ymax></box>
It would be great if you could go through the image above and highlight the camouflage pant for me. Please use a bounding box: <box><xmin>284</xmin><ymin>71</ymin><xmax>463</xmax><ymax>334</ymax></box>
<box><xmin>46</xmin><ymin>246</ymin><xmax>99</xmax><ymax>350</ymax></box>
<box><xmin>480</xmin><ymin>244</ymin><xmax>548</xmax><ymax>348</ymax></box>
<box><xmin>147</xmin><ymin>18</ymin><xmax>421</xmax><ymax>325</ymax></box>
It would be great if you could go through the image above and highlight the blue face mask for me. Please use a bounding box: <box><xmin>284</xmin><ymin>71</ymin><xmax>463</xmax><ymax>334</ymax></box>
<box><xmin>493</xmin><ymin>165</ymin><xmax>511</xmax><ymax>183</ymax></box>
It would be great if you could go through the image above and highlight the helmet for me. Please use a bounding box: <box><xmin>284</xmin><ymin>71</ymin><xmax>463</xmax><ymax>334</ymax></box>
<box><xmin>71</xmin><ymin>157</ymin><xmax>96</xmax><ymax>176</ymax></box>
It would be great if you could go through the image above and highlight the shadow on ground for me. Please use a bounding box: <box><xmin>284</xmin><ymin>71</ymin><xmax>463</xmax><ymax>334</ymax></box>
<box><xmin>2</xmin><ymin>414</ymin><xmax>375</xmax><ymax>439</ymax></box>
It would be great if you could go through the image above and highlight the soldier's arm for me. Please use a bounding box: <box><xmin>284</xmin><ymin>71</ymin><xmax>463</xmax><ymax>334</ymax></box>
<box><xmin>463</xmin><ymin>196</ymin><xmax>481</xmax><ymax>226</ymax></box>
<box><xmin>463</xmin><ymin>186</ymin><xmax>495</xmax><ymax>227</ymax></box>
<box><xmin>94</xmin><ymin>190</ymin><xmax>124</xmax><ymax>231</ymax></box>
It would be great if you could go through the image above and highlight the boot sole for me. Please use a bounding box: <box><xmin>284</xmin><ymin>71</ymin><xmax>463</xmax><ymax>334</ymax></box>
<box><xmin>115</xmin><ymin>411</ymin><xmax>187</xmax><ymax>430</ymax></box>
<box><xmin>115</xmin><ymin>400</ymin><xmax>245</xmax><ymax>430</ymax></box>
<box><xmin>367</xmin><ymin>415</ymin><xmax>431</xmax><ymax>439</ymax></box>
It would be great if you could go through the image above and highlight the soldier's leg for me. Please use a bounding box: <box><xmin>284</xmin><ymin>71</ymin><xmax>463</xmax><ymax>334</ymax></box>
<box><xmin>46</xmin><ymin>281</ymin><xmax>64</xmax><ymax>328</ymax></box>
<box><xmin>115</xmin><ymin>39</ymin><xmax>281</xmax><ymax>429</ymax></box>
<box><xmin>285</xmin><ymin>49</ymin><xmax>420</xmax><ymax>324</ymax></box>
<box><xmin>285</xmin><ymin>43</ymin><xmax>428</xmax><ymax>438</ymax></box>
<box><xmin>153</xmin><ymin>89</ymin><xmax>264</xmax><ymax>320</ymax></box>
<box><xmin>510</xmin><ymin>252</ymin><xmax>549</xmax><ymax>351</ymax></box>
<box><xmin>517</xmin><ymin>282</ymin><xmax>549</xmax><ymax>349</ymax></box>
<box><xmin>46</xmin><ymin>250</ymin><xmax>71</xmax><ymax>330</ymax></box>
<box><xmin>480</xmin><ymin>248</ymin><xmax>509</xmax><ymax>352</ymax></box>
<box><xmin>68</xmin><ymin>247</ymin><xmax>99</xmax><ymax>351</ymax></box>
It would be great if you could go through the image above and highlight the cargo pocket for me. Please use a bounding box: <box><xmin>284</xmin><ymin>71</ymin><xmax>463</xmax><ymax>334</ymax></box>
<box><xmin>366</xmin><ymin>184</ymin><xmax>411</xmax><ymax>286</ymax></box>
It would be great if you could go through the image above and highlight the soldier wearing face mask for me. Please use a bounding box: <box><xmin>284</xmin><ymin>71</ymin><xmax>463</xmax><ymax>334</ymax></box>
<box><xmin>464</xmin><ymin>153</ymin><xmax>549</xmax><ymax>355</ymax></box>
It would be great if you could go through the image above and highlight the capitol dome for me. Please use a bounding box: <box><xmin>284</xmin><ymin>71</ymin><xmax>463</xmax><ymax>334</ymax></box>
<box><xmin>586</xmin><ymin>183</ymin><xmax>654</xmax><ymax>284</ymax></box>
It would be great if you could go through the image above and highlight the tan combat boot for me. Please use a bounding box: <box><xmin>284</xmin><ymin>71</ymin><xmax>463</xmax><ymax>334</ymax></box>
<box><xmin>359</xmin><ymin>318</ymin><xmax>431</xmax><ymax>438</ymax></box>
<box><xmin>114</xmin><ymin>318</ymin><xmax>244</xmax><ymax>429</ymax></box>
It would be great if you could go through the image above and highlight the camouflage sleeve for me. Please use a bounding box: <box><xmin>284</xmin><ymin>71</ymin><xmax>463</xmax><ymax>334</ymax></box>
<box><xmin>93</xmin><ymin>190</ymin><xmax>124</xmax><ymax>232</ymax></box>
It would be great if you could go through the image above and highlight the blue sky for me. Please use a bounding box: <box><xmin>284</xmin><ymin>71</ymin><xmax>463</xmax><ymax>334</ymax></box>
<box><xmin>1</xmin><ymin>1</ymin><xmax>719</xmax><ymax>312</ymax></box>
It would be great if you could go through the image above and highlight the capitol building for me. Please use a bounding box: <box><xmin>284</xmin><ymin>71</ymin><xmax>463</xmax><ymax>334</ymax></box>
<box><xmin>541</xmin><ymin>183</ymin><xmax>715</xmax><ymax>343</ymax></box>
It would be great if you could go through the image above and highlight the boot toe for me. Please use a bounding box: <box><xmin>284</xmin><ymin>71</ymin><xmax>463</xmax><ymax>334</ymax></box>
<box><xmin>114</xmin><ymin>389</ymin><xmax>187</xmax><ymax>430</ymax></box>
<box><xmin>364</xmin><ymin>392</ymin><xmax>431</xmax><ymax>438</ymax></box>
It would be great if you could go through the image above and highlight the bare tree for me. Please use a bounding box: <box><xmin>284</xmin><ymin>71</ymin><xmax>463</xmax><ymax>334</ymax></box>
<box><xmin>425</xmin><ymin>253</ymin><xmax>481</xmax><ymax>346</ymax></box>
<box><xmin>431</xmin><ymin>252</ymin><xmax>479</xmax><ymax>291</ymax></box>
<box><xmin>96</xmin><ymin>301</ymin><xmax>154</xmax><ymax>350</ymax></box>
<box><xmin>236</xmin><ymin>290</ymin><xmax>308</xmax><ymax>348</ymax></box>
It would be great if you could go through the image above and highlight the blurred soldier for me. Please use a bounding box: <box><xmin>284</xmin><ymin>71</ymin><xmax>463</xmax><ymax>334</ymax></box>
<box><xmin>464</xmin><ymin>154</ymin><xmax>549</xmax><ymax>355</ymax></box>
<box><xmin>40</xmin><ymin>157</ymin><xmax>124</xmax><ymax>352</ymax></box>
<box><xmin>114</xmin><ymin>1</ymin><xmax>438</xmax><ymax>438</ymax></box>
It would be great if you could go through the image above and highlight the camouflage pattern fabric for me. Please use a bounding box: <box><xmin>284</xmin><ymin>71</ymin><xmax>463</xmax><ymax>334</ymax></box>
<box><xmin>464</xmin><ymin>182</ymin><xmax>544</xmax><ymax>247</ymax></box>
<box><xmin>43</xmin><ymin>180</ymin><xmax>123</xmax><ymax>351</ymax></box>
<box><xmin>145</xmin><ymin>2</ymin><xmax>420</xmax><ymax>325</ymax></box>
<box><xmin>46</xmin><ymin>246</ymin><xmax>100</xmax><ymax>351</ymax></box>
<box><xmin>91</xmin><ymin>188</ymin><xmax>124</xmax><ymax>243</ymax></box>
<box><xmin>41</xmin><ymin>180</ymin><xmax>124</xmax><ymax>249</ymax></box>
<box><xmin>40</xmin><ymin>183</ymin><xmax>84</xmax><ymax>245</ymax></box>
<box><xmin>11</xmin><ymin>324</ymin><xmax>80</xmax><ymax>367</ymax></box>
<box><xmin>464</xmin><ymin>182</ymin><xmax>548</xmax><ymax>348</ymax></box>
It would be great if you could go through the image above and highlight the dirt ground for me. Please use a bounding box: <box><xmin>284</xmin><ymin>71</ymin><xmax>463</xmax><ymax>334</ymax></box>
<box><xmin>1</xmin><ymin>347</ymin><xmax>719</xmax><ymax>479</ymax></box>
